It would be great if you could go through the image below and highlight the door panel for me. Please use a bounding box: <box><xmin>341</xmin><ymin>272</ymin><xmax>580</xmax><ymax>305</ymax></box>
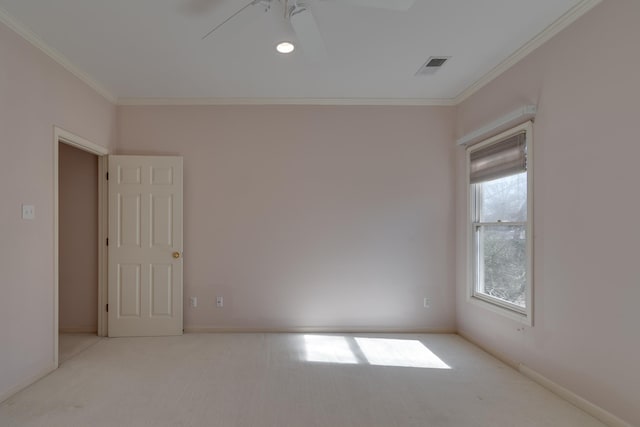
<box><xmin>118</xmin><ymin>193</ymin><xmax>141</xmax><ymax>247</ymax></box>
<box><xmin>108</xmin><ymin>155</ymin><xmax>183</xmax><ymax>337</ymax></box>
<box><xmin>150</xmin><ymin>263</ymin><xmax>173</xmax><ymax>316</ymax></box>
<box><xmin>118</xmin><ymin>264</ymin><xmax>141</xmax><ymax>317</ymax></box>
<box><xmin>151</xmin><ymin>194</ymin><xmax>173</xmax><ymax>247</ymax></box>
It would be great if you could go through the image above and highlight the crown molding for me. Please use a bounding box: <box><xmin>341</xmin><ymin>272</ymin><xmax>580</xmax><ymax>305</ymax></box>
<box><xmin>0</xmin><ymin>6</ymin><xmax>117</xmax><ymax>104</ymax></box>
<box><xmin>453</xmin><ymin>0</ymin><xmax>602</xmax><ymax>105</ymax></box>
<box><xmin>1</xmin><ymin>1</ymin><xmax>601</xmax><ymax>108</ymax></box>
<box><xmin>116</xmin><ymin>97</ymin><xmax>457</xmax><ymax>106</ymax></box>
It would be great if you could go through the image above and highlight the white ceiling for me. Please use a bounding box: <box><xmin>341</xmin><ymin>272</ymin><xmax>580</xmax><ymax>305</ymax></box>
<box><xmin>0</xmin><ymin>0</ymin><xmax>594</xmax><ymax>103</ymax></box>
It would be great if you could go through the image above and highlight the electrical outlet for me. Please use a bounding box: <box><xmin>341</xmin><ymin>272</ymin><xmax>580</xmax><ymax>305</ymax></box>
<box><xmin>423</xmin><ymin>298</ymin><xmax>431</xmax><ymax>308</ymax></box>
<box><xmin>216</xmin><ymin>296</ymin><xmax>223</xmax><ymax>308</ymax></box>
<box><xmin>22</xmin><ymin>204</ymin><xmax>35</xmax><ymax>220</ymax></box>
<box><xmin>189</xmin><ymin>297</ymin><xmax>197</xmax><ymax>308</ymax></box>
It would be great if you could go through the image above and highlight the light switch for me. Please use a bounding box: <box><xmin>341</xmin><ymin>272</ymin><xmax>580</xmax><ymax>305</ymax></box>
<box><xmin>22</xmin><ymin>204</ymin><xmax>35</xmax><ymax>220</ymax></box>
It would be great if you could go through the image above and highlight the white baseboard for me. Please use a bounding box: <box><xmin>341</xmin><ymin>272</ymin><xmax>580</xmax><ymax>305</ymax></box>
<box><xmin>458</xmin><ymin>331</ymin><xmax>631</xmax><ymax>427</ymax></box>
<box><xmin>184</xmin><ymin>327</ymin><xmax>456</xmax><ymax>334</ymax></box>
<box><xmin>457</xmin><ymin>331</ymin><xmax>519</xmax><ymax>369</ymax></box>
<box><xmin>59</xmin><ymin>328</ymin><xmax>98</xmax><ymax>334</ymax></box>
<box><xmin>0</xmin><ymin>363</ymin><xmax>56</xmax><ymax>404</ymax></box>
<box><xmin>518</xmin><ymin>364</ymin><xmax>631</xmax><ymax>427</ymax></box>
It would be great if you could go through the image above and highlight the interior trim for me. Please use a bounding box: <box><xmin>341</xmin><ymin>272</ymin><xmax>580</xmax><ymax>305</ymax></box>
<box><xmin>184</xmin><ymin>327</ymin><xmax>456</xmax><ymax>334</ymax></box>
<box><xmin>0</xmin><ymin>6</ymin><xmax>116</xmax><ymax>103</ymax></box>
<box><xmin>453</xmin><ymin>0</ymin><xmax>602</xmax><ymax>104</ymax></box>
<box><xmin>117</xmin><ymin>97</ymin><xmax>457</xmax><ymax>106</ymax></box>
<box><xmin>459</xmin><ymin>331</ymin><xmax>631</xmax><ymax>427</ymax></box>
<box><xmin>53</xmin><ymin>126</ymin><xmax>110</xmax><ymax>368</ymax></box>
<box><xmin>0</xmin><ymin>0</ymin><xmax>601</xmax><ymax>107</ymax></box>
<box><xmin>58</xmin><ymin>328</ymin><xmax>99</xmax><ymax>334</ymax></box>
<box><xmin>456</xmin><ymin>105</ymin><xmax>536</xmax><ymax>146</ymax></box>
<box><xmin>0</xmin><ymin>364</ymin><xmax>55</xmax><ymax>405</ymax></box>
<box><xmin>519</xmin><ymin>364</ymin><xmax>632</xmax><ymax>427</ymax></box>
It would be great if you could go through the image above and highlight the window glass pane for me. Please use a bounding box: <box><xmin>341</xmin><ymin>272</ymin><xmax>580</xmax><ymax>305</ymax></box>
<box><xmin>476</xmin><ymin>225</ymin><xmax>526</xmax><ymax>308</ymax></box>
<box><xmin>478</xmin><ymin>172</ymin><xmax>527</xmax><ymax>222</ymax></box>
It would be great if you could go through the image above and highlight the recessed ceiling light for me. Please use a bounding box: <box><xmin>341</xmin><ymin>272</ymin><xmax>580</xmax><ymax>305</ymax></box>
<box><xmin>276</xmin><ymin>41</ymin><xmax>295</xmax><ymax>54</ymax></box>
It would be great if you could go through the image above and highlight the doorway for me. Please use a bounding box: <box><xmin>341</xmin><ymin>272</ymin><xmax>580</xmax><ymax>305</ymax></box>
<box><xmin>58</xmin><ymin>143</ymin><xmax>100</xmax><ymax>363</ymax></box>
<box><xmin>54</xmin><ymin>127</ymin><xmax>108</xmax><ymax>367</ymax></box>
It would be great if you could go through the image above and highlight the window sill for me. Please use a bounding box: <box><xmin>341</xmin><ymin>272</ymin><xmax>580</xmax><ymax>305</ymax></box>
<box><xmin>467</xmin><ymin>294</ymin><xmax>533</xmax><ymax>326</ymax></box>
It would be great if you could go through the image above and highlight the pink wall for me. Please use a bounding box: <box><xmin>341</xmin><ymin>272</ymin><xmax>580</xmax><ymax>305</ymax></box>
<box><xmin>455</xmin><ymin>1</ymin><xmax>640</xmax><ymax>425</ymax></box>
<box><xmin>3</xmin><ymin>1</ymin><xmax>637</xmax><ymax>423</ymax></box>
<box><xmin>117</xmin><ymin>105</ymin><xmax>456</xmax><ymax>332</ymax></box>
<box><xmin>0</xmin><ymin>22</ymin><xmax>115</xmax><ymax>399</ymax></box>
<box><xmin>58</xmin><ymin>143</ymin><xmax>98</xmax><ymax>333</ymax></box>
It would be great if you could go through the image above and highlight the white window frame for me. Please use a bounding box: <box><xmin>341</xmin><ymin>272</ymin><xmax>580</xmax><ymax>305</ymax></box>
<box><xmin>466</xmin><ymin>121</ymin><xmax>533</xmax><ymax>325</ymax></box>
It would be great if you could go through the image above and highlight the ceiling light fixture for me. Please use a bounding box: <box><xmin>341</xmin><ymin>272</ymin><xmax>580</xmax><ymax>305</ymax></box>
<box><xmin>276</xmin><ymin>41</ymin><xmax>295</xmax><ymax>54</ymax></box>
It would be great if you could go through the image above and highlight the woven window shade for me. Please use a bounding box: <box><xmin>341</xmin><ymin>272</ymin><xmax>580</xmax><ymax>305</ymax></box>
<box><xmin>470</xmin><ymin>132</ymin><xmax>526</xmax><ymax>184</ymax></box>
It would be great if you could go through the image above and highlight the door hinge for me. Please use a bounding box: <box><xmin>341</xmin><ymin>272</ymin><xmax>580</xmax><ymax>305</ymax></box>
<box><xmin>106</xmin><ymin>304</ymin><xmax>109</xmax><ymax>312</ymax></box>
<box><xmin>106</xmin><ymin>238</ymin><xmax>109</xmax><ymax>246</ymax></box>
<box><xmin>106</xmin><ymin>172</ymin><xmax>109</xmax><ymax>180</ymax></box>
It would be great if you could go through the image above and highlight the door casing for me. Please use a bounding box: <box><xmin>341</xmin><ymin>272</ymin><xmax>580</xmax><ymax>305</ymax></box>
<box><xmin>53</xmin><ymin>126</ymin><xmax>109</xmax><ymax>368</ymax></box>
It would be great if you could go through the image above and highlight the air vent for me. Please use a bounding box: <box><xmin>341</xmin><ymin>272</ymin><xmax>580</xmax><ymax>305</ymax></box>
<box><xmin>415</xmin><ymin>56</ymin><xmax>451</xmax><ymax>76</ymax></box>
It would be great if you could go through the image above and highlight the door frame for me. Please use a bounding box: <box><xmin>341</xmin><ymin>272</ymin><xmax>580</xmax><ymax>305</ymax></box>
<box><xmin>53</xmin><ymin>126</ymin><xmax>109</xmax><ymax>368</ymax></box>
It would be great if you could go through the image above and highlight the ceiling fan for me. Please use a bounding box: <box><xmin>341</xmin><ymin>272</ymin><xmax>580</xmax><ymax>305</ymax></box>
<box><xmin>200</xmin><ymin>0</ymin><xmax>416</xmax><ymax>62</ymax></box>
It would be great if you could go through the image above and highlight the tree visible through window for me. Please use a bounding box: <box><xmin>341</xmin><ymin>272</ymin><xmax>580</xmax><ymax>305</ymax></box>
<box><xmin>468</xmin><ymin>122</ymin><xmax>532</xmax><ymax>321</ymax></box>
<box><xmin>475</xmin><ymin>173</ymin><xmax>527</xmax><ymax>307</ymax></box>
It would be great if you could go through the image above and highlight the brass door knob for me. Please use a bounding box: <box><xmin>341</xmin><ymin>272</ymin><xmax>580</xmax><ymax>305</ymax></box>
<box><xmin>172</xmin><ymin>251</ymin><xmax>181</xmax><ymax>259</ymax></box>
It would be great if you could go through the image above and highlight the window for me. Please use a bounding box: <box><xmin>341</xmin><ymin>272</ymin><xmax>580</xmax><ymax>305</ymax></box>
<box><xmin>467</xmin><ymin>122</ymin><xmax>533</xmax><ymax>324</ymax></box>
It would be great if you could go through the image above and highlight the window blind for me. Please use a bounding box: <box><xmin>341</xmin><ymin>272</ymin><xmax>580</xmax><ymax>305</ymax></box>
<box><xmin>470</xmin><ymin>132</ymin><xmax>526</xmax><ymax>184</ymax></box>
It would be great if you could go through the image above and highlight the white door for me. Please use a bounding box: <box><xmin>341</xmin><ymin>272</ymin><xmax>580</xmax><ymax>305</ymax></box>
<box><xmin>108</xmin><ymin>156</ymin><xmax>183</xmax><ymax>337</ymax></box>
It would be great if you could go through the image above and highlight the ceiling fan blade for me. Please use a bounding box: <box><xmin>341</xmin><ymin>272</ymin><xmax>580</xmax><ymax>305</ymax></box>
<box><xmin>289</xmin><ymin>7</ymin><xmax>328</xmax><ymax>62</ymax></box>
<box><xmin>344</xmin><ymin>0</ymin><xmax>415</xmax><ymax>11</ymax></box>
<box><xmin>202</xmin><ymin>0</ymin><xmax>257</xmax><ymax>40</ymax></box>
<box><xmin>181</xmin><ymin>0</ymin><xmax>218</xmax><ymax>15</ymax></box>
